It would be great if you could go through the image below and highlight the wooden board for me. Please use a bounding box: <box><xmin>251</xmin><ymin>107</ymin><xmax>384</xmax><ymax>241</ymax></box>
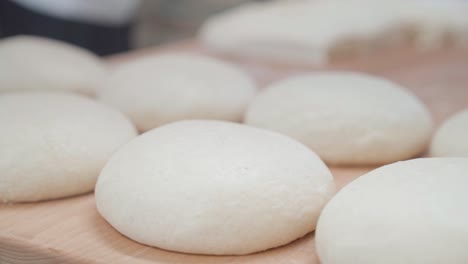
<box><xmin>1</xmin><ymin>41</ymin><xmax>468</xmax><ymax>264</ymax></box>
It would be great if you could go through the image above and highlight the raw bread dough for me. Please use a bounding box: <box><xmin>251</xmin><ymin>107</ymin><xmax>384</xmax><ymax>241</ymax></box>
<box><xmin>430</xmin><ymin>109</ymin><xmax>468</xmax><ymax>157</ymax></box>
<box><xmin>0</xmin><ymin>36</ymin><xmax>107</xmax><ymax>96</ymax></box>
<box><xmin>95</xmin><ymin>120</ymin><xmax>335</xmax><ymax>255</ymax></box>
<box><xmin>199</xmin><ymin>0</ymin><xmax>468</xmax><ymax>64</ymax></box>
<box><xmin>245</xmin><ymin>72</ymin><xmax>433</xmax><ymax>165</ymax></box>
<box><xmin>97</xmin><ymin>53</ymin><xmax>256</xmax><ymax>132</ymax></box>
<box><xmin>316</xmin><ymin>158</ymin><xmax>468</xmax><ymax>264</ymax></box>
<box><xmin>0</xmin><ymin>93</ymin><xmax>137</xmax><ymax>202</ymax></box>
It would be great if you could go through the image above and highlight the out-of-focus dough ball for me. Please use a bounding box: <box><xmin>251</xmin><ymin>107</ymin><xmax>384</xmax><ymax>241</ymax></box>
<box><xmin>245</xmin><ymin>72</ymin><xmax>433</xmax><ymax>165</ymax></box>
<box><xmin>97</xmin><ymin>53</ymin><xmax>256</xmax><ymax>132</ymax></box>
<box><xmin>430</xmin><ymin>109</ymin><xmax>468</xmax><ymax>157</ymax></box>
<box><xmin>0</xmin><ymin>93</ymin><xmax>137</xmax><ymax>202</ymax></box>
<box><xmin>0</xmin><ymin>36</ymin><xmax>107</xmax><ymax>96</ymax></box>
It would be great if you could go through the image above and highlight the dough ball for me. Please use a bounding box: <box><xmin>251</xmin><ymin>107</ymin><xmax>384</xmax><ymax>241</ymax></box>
<box><xmin>245</xmin><ymin>72</ymin><xmax>432</xmax><ymax>165</ymax></box>
<box><xmin>430</xmin><ymin>109</ymin><xmax>468</xmax><ymax>157</ymax></box>
<box><xmin>0</xmin><ymin>93</ymin><xmax>137</xmax><ymax>202</ymax></box>
<box><xmin>316</xmin><ymin>158</ymin><xmax>468</xmax><ymax>264</ymax></box>
<box><xmin>97</xmin><ymin>53</ymin><xmax>256</xmax><ymax>132</ymax></box>
<box><xmin>0</xmin><ymin>36</ymin><xmax>107</xmax><ymax>96</ymax></box>
<box><xmin>96</xmin><ymin>120</ymin><xmax>334</xmax><ymax>255</ymax></box>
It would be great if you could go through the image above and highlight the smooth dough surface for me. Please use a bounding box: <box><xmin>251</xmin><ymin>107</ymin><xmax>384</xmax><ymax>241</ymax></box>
<box><xmin>96</xmin><ymin>120</ymin><xmax>334</xmax><ymax>255</ymax></box>
<box><xmin>199</xmin><ymin>0</ymin><xmax>468</xmax><ymax>64</ymax></box>
<box><xmin>0</xmin><ymin>36</ymin><xmax>107</xmax><ymax>96</ymax></box>
<box><xmin>430</xmin><ymin>109</ymin><xmax>468</xmax><ymax>157</ymax></box>
<box><xmin>316</xmin><ymin>158</ymin><xmax>468</xmax><ymax>264</ymax></box>
<box><xmin>245</xmin><ymin>72</ymin><xmax>433</xmax><ymax>165</ymax></box>
<box><xmin>0</xmin><ymin>93</ymin><xmax>137</xmax><ymax>202</ymax></box>
<box><xmin>97</xmin><ymin>53</ymin><xmax>256</xmax><ymax>132</ymax></box>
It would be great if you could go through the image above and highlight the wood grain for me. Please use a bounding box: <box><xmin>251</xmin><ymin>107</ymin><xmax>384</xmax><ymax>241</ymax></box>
<box><xmin>1</xmin><ymin>41</ymin><xmax>467</xmax><ymax>263</ymax></box>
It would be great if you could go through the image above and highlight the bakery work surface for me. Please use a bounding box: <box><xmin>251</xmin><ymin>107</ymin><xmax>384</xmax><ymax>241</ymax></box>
<box><xmin>1</xmin><ymin>41</ymin><xmax>468</xmax><ymax>264</ymax></box>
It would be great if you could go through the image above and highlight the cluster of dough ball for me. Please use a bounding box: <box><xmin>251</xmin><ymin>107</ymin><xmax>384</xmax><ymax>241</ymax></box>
<box><xmin>199</xmin><ymin>0</ymin><xmax>468</xmax><ymax>64</ymax></box>
<box><xmin>0</xmin><ymin>36</ymin><xmax>257</xmax><ymax>204</ymax></box>
<box><xmin>0</xmin><ymin>35</ymin><xmax>467</xmax><ymax>261</ymax></box>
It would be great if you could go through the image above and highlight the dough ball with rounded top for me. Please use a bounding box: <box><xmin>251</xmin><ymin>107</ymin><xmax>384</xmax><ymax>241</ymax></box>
<box><xmin>97</xmin><ymin>53</ymin><xmax>256</xmax><ymax>132</ymax></box>
<box><xmin>0</xmin><ymin>36</ymin><xmax>107</xmax><ymax>96</ymax></box>
<box><xmin>0</xmin><ymin>93</ymin><xmax>137</xmax><ymax>202</ymax></box>
<box><xmin>430</xmin><ymin>109</ymin><xmax>468</xmax><ymax>157</ymax></box>
<box><xmin>96</xmin><ymin>120</ymin><xmax>334</xmax><ymax>255</ymax></box>
<box><xmin>316</xmin><ymin>158</ymin><xmax>468</xmax><ymax>264</ymax></box>
<box><xmin>245</xmin><ymin>72</ymin><xmax>433</xmax><ymax>165</ymax></box>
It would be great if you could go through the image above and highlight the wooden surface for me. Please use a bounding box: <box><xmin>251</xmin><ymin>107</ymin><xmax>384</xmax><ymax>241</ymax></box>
<box><xmin>1</xmin><ymin>41</ymin><xmax>468</xmax><ymax>264</ymax></box>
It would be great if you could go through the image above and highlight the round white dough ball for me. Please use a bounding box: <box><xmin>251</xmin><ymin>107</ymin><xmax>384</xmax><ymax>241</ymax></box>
<box><xmin>97</xmin><ymin>53</ymin><xmax>256</xmax><ymax>132</ymax></box>
<box><xmin>430</xmin><ymin>109</ymin><xmax>468</xmax><ymax>157</ymax></box>
<box><xmin>0</xmin><ymin>93</ymin><xmax>137</xmax><ymax>202</ymax></box>
<box><xmin>96</xmin><ymin>120</ymin><xmax>335</xmax><ymax>255</ymax></box>
<box><xmin>245</xmin><ymin>72</ymin><xmax>433</xmax><ymax>165</ymax></box>
<box><xmin>316</xmin><ymin>158</ymin><xmax>468</xmax><ymax>264</ymax></box>
<box><xmin>0</xmin><ymin>36</ymin><xmax>107</xmax><ymax>96</ymax></box>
